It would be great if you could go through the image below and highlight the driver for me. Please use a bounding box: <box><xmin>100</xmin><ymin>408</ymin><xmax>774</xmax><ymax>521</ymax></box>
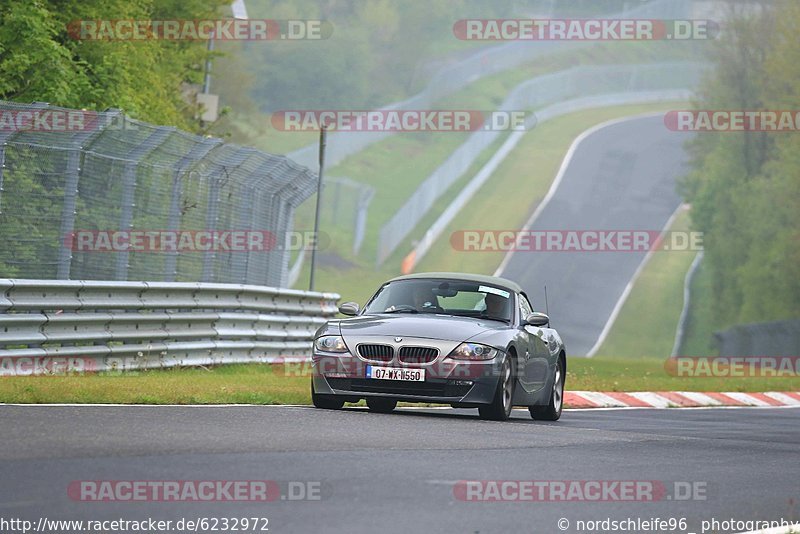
<box><xmin>483</xmin><ymin>292</ymin><xmax>509</xmax><ymax>319</ymax></box>
<box><xmin>412</xmin><ymin>286</ymin><xmax>436</xmax><ymax>310</ymax></box>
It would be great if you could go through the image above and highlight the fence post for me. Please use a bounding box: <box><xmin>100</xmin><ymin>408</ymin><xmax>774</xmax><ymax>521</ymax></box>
<box><xmin>116</xmin><ymin>128</ymin><xmax>172</xmax><ymax>280</ymax></box>
<box><xmin>164</xmin><ymin>138</ymin><xmax>221</xmax><ymax>282</ymax></box>
<box><xmin>57</xmin><ymin>108</ymin><xmax>121</xmax><ymax>279</ymax></box>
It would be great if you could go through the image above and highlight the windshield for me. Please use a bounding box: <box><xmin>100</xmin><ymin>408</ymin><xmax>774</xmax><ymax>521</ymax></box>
<box><xmin>363</xmin><ymin>279</ymin><xmax>513</xmax><ymax>323</ymax></box>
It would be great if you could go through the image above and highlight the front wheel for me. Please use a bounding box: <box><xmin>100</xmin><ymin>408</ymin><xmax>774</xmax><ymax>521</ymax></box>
<box><xmin>529</xmin><ymin>355</ymin><xmax>564</xmax><ymax>421</ymax></box>
<box><xmin>366</xmin><ymin>397</ymin><xmax>397</xmax><ymax>413</ymax></box>
<box><xmin>479</xmin><ymin>356</ymin><xmax>514</xmax><ymax>421</ymax></box>
<box><xmin>311</xmin><ymin>380</ymin><xmax>345</xmax><ymax>410</ymax></box>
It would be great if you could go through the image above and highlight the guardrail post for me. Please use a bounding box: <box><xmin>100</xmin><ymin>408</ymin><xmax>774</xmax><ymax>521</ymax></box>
<box><xmin>0</xmin><ymin>141</ymin><xmax>6</xmax><ymax>215</ymax></box>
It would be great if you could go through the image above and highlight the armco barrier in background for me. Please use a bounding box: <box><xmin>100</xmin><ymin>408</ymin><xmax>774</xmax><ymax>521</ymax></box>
<box><xmin>0</xmin><ymin>101</ymin><xmax>317</xmax><ymax>288</ymax></box>
<box><xmin>380</xmin><ymin>61</ymin><xmax>708</xmax><ymax>266</ymax></box>
<box><xmin>286</xmin><ymin>0</ymin><xmax>694</xmax><ymax>171</ymax></box>
<box><xmin>399</xmin><ymin>92</ymin><xmax>700</xmax><ymax>274</ymax></box>
<box><xmin>0</xmin><ymin>279</ymin><xmax>339</xmax><ymax>376</ymax></box>
<box><xmin>715</xmin><ymin>319</ymin><xmax>800</xmax><ymax>358</ymax></box>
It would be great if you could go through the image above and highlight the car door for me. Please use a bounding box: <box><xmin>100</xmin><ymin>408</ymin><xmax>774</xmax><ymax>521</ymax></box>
<box><xmin>518</xmin><ymin>293</ymin><xmax>550</xmax><ymax>391</ymax></box>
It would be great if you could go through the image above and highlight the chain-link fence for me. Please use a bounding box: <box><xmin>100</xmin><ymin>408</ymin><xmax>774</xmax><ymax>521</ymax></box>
<box><xmin>322</xmin><ymin>177</ymin><xmax>374</xmax><ymax>256</ymax></box>
<box><xmin>0</xmin><ymin>101</ymin><xmax>317</xmax><ymax>287</ymax></box>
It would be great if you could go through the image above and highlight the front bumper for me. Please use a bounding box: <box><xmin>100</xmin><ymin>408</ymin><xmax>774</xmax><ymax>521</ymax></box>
<box><xmin>311</xmin><ymin>352</ymin><xmax>505</xmax><ymax>406</ymax></box>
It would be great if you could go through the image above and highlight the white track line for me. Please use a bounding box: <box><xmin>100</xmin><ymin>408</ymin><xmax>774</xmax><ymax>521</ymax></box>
<box><xmin>0</xmin><ymin>402</ymin><xmax>309</xmax><ymax>408</ymax></box>
<box><xmin>488</xmin><ymin>111</ymin><xmax>687</xmax><ymax>359</ymax></box>
<box><xmin>585</xmin><ymin>203</ymin><xmax>686</xmax><ymax>357</ymax></box>
<box><xmin>2</xmin><ymin>401</ymin><xmax>799</xmax><ymax>410</ymax></box>
<box><xmin>494</xmin><ymin>111</ymin><xmax>665</xmax><ymax>278</ymax></box>
<box><xmin>1</xmin><ymin>405</ymin><xmax>798</xmax><ymax>412</ymax></box>
<box><xmin>735</xmin><ymin>524</ymin><xmax>800</xmax><ymax>534</ymax></box>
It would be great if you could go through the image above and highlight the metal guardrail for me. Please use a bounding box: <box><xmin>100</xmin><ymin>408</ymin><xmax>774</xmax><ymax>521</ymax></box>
<box><xmin>286</xmin><ymin>0</ymin><xmax>693</xmax><ymax>171</ymax></box>
<box><xmin>400</xmin><ymin>90</ymin><xmax>697</xmax><ymax>273</ymax></box>
<box><xmin>377</xmin><ymin>61</ymin><xmax>709</xmax><ymax>264</ymax></box>
<box><xmin>0</xmin><ymin>101</ymin><xmax>317</xmax><ymax>288</ymax></box>
<box><xmin>715</xmin><ymin>319</ymin><xmax>800</xmax><ymax>357</ymax></box>
<box><xmin>0</xmin><ymin>279</ymin><xmax>339</xmax><ymax>376</ymax></box>
<box><xmin>671</xmin><ymin>250</ymin><xmax>704</xmax><ymax>357</ymax></box>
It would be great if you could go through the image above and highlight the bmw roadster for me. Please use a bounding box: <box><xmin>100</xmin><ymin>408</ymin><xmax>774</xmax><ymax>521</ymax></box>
<box><xmin>311</xmin><ymin>272</ymin><xmax>566</xmax><ymax>421</ymax></box>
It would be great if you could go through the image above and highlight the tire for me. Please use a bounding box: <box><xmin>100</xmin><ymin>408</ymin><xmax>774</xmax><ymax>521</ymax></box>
<box><xmin>529</xmin><ymin>355</ymin><xmax>564</xmax><ymax>421</ymax></box>
<box><xmin>478</xmin><ymin>356</ymin><xmax>515</xmax><ymax>421</ymax></box>
<box><xmin>311</xmin><ymin>380</ymin><xmax>345</xmax><ymax>410</ymax></box>
<box><xmin>366</xmin><ymin>397</ymin><xmax>397</xmax><ymax>413</ymax></box>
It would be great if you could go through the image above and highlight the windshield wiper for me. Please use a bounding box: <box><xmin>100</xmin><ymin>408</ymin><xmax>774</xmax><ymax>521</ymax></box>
<box><xmin>383</xmin><ymin>306</ymin><xmax>419</xmax><ymax>314</ymax></box>
<box><xmin>480</xmin><ymin>314</ymin><xmax>509</xmax><ymax>323</ymax></box>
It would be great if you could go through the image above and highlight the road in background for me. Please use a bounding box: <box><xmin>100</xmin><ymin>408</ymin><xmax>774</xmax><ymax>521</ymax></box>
<box><xmin>499</xmin><ymin>114</ymin><xmax>688</xmax><ymax>356</ymax></box>
<box><xmin>1</xmin><ymin>405</ymin><xmax>798</xmax><ymax>534</ymax></box>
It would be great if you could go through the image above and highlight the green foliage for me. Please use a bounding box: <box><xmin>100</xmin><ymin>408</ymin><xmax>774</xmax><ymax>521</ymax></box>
<box><xmin>680</xmin><ymin>1</ymin><xmax>800</xmax><ymax>326</ymax></box>
<box><xmin>242</xmin><ymin>0</ymin><xmax>505</xmax><ymax>111</ymax></box>
<box><xmin>0</xmin><ymin>0</ymin><xmax>229</xmax><ymax>130</ymax></box>
<box><xmin>0</xmin><ymin>146</ymin><xmax>63</xmax><ymax>277</ymax></box>
<box><xmin>0</xmin><ymin>0</ymin><xmax>232</xmax><ymax>278</ymax></box>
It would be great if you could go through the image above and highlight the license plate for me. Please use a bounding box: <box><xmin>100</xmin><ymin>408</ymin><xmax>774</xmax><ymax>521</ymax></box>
<box><xmin>366</xmin><ymin>365</ymin><xmax>425</xmax><ymax>381</ymax></box>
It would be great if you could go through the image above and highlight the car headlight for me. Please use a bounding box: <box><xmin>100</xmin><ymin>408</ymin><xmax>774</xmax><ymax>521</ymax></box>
<box><xmin>448</xmin><ymin>342</ymin><xmax>498</xmax><ymax>361</ymax></box>
<box><xmin>314</xmin><ymin>335</ymin><xmax>349</xmax><ymax>353</ymax></box>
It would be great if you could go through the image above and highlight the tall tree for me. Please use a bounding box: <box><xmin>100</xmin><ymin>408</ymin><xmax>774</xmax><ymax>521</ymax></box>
<box><xmin>681</xmin><ymin>1</ymin><xmax>800</xmax><ymax>326</ymax></box>
<box><xmin>0</xmin><ymin>0</ymin><xmax>228</xmax><ymax>131</ymax></box>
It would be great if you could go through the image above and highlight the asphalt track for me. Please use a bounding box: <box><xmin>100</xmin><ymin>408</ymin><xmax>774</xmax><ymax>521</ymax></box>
<box><xmin>498</xmin><ymin>114</ymin><xmax>689</xmax><ymax>356</ymax></box>
<box><xmin>2</xmin><ymin>405</ymin><xmax>798</xmax><ymax>534</ymax></box>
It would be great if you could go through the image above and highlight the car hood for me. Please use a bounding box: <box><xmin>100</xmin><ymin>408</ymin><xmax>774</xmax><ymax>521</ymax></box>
<box><xmin>336</xmin><ymin>314</ymin><xmax>508</xmax><ymax>342</ymax></box>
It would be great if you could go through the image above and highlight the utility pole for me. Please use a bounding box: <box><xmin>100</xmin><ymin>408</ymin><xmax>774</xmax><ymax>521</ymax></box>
<box><xmin>309</xmin><ymin>126</ymin><xmax>327</xmax><ymax>291</ymax></box>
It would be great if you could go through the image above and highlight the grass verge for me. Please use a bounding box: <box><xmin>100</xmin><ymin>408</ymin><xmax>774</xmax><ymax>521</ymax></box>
<box><xmin>414</xmin><ymin>103</ymin><xmax>687</xmax><ymax>276</ymax></box>
<box><xmin>298</xmin><ymin>102</ymin><xmax>690</xmax><ymax>307</ymax></box>
<box><xmin>2</xmin><ymin>359</ymin><xmax>795</xmax><ymax>405</ymax></box>
<box><xmin>288</xmin><ymin>41</ymin><xmax>703</xmax><ymax>265</ymax></box>
<box><xmin>591</xmin><ymin>207</ymin><xmax>699</xmax><ymax>359</ymax></box>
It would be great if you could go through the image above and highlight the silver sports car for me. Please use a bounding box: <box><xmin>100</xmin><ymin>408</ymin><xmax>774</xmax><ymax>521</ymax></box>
<box><xmin>311</xmin><ymin>272</ymin><xmax>566</xmax><ymax>421</ymax></box>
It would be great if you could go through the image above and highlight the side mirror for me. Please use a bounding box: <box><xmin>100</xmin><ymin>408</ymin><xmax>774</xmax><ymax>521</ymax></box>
<box><xmin>338</xmin><ymin>302</ymin><xmax>360</xmax><ymax>316</ymax></box>
<box><xmin>524</xmin><ymin>312</ymin><xmax>549</xmax><ymax>327</ymax></box>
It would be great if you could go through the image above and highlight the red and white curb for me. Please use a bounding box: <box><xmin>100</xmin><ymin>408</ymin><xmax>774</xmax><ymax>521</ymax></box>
<box><xmin>564</xmin><ymin>391</ymin><xmax>800</xmax><ymax>409</ymax></box>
